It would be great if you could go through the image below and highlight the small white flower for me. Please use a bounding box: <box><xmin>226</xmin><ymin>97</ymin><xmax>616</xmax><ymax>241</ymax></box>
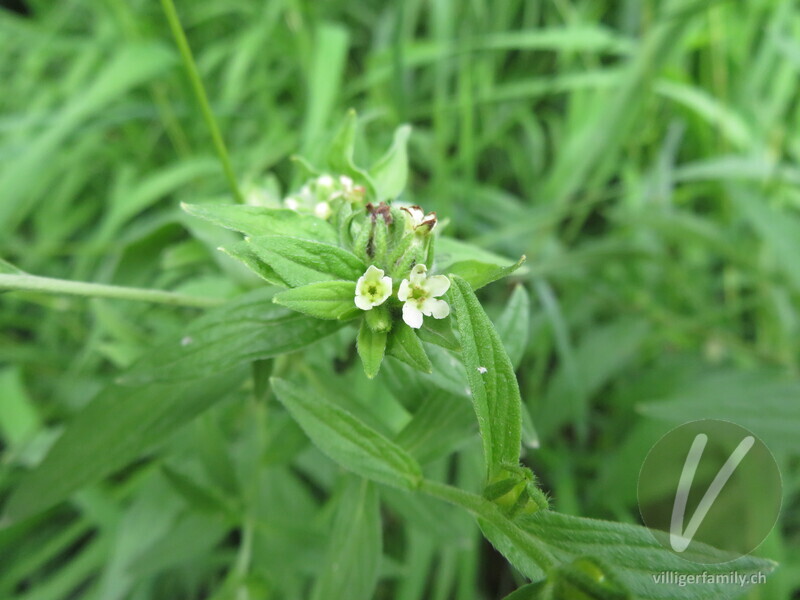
<box><xmin>401</xmin><ymin>205</ymin><xmax>437</xmax><ymax>233</ymax></box>
<box><xmin>284</xmin><ymin>197</ymin><xmax>300</xmax><ymax>211</ymax></box>
<box><xmin>355</xmin><ymin>266</ymin><xmax>393</xmax><ymax>311</ymax></box>
<box><xmin>397</xmin><ymin>264</ymin><xmax>450</xmax><ymax>328</ymax></box>
<box><xmin>314</xmin><ymin>201</ymin><xmax>332</xmax><ymax>220</ymax></box>
<box><xmin>316</xmin><ymin>174</ymin><xmax>335</xmax><ymax>189</ymax></box>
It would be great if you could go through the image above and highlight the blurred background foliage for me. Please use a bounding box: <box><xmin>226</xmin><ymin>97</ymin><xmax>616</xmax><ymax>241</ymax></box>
<box><xmin>1</xmin><ymin>0</ymin><xmax>799</xmax><ymax>598</ymax></box>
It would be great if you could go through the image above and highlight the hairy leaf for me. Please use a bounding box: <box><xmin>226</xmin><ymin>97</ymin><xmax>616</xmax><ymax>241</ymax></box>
<box><xmin>273</xmin><ymin>281</ymin><xmax>360</xmax><ymax>321</ymax></box>
<box><xmin>447</xmin><ymin>256</ymin><xmax>525</xmax><ymax>291</ymax></box>
<box><xmin>370</xmin><ymin>124</ymin><xmax>411</xmax><ymax>201</ymax></box>
<box><xmin>272</xmin><ymin>378</ymin><xmax>422</xmax><ymax>489</ymax></box>
<box><xmin>449</xmin><ymin>275</ymin><xmax>522</xmax><ymax>477</ymax></box>
<box><xmin>357</xmin><ymin>321</ymin><xmax>387</xmax><ymax>378</ymax></box>
<box><xmin>124</xmin><ymin>288</ymin><xmax>343</xmax><ymax>384</ymax></box>
<box><xmin>386</xmin><ymin>324</ymin><xmax>432</xmax><ymax>373</ymax></box>
<box><xmin>182</xmin><ymin>203</ymin><xmax>338</xmax><ymax>243</ymax></box>
<box><xmin>247</xmin><ymin>236</ymin><xmax>365</xmax><ymax>287</ymax></box>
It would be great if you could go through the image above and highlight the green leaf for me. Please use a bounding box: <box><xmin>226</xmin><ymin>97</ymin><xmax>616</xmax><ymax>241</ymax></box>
<box><xmin>448</xmin><ymin>275</ymin><xmax>522</xmax><ymax>477</ymax></box>
<box><xmin>423</xmin><ymin>482</ymin><xmax>774</xmax><ymax>600</ymax></box>
<box><xmin>247</xmin><ymin>235</ymin><xmax>365</xmax><ymax>287</ymax></box>
<box><xmin>311</xmin><ymin>477</ymin><xmax>381</xmax><ymax>600</ymax></box>
<box><xmin>182</xmin><ymin>203</ymin><xmax>338</xmax><ymax>244</ymax></box>
<box><xmin>495</xmin><ymin>285</ymin><xmax>531</xmax><ymax>369</ymax></box>
<box><xmin>500</xmin><ymin>582</ymin><xmax>546</xmax><ymax>600</ymax></box>
<box><xmin>273</xmin><ymin>281</ymin><xmax>360</xmax><ymax>320</ymax></box>
<box><xmin>435</xmin><ymin>237</ymin><xmax>521</xmax><ymax>272</ymax></box>
<box><xmin>4</xmin><ymin>366</ymin><xmax>247</xmax><ymax>523</ymax></box>
<box><xmin>357</xmin><ymin>321</ymin><xmax>387</xmax><ymax>378</ymax></box>
<box><xmin>417</xmin><ymin>316</ymin><xmax>460</xmax><ymax>351</ymax></box>
<box><xmin>219</xmin><ymin>241</ymin><xmax>289</xmax><ymax>287</ymax></box>
<box><xmin>370</xmin><ymin>124</ymin><xmax>411</xmax><ymax>201</ymax></box>
<box><xmin>447</xmin><ymin>255</ymin><xmax>526</xmax><ymax>291</ymax></box>
<box><xmin>494</xmin><ymin>511</ymin><xmax>775</xmax><ymax>600</ymax></box>
<box><xmin>124</xmin><ymin>288</ymin><xmax>344</xmax><ymax>384</ymax></box>
<box><xmin>271</xmin><ymin>378</ymin><xmax>422</xmax><ymax>489</ymax></box>
<box><xmin>386</xmin><ymin>324</ymin><xmax>432</xmax><ymax>373</ymax></box>
<box><xmin>325</xmin><ymin>109</ymin><xmax>374</xmax><ymax>189</ymax></box>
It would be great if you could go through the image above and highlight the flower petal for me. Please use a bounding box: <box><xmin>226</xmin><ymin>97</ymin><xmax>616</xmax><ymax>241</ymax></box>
<box><xmin>429</xmin><ymin>298</ymin><xmax>450</xmax><ymax>319</ymax></box>
<box><xmin>364</xmin><ymin>265</ymin><xmax>385</xmax><ymax>283</ymax></box>
<box><xmin>426</xmin><ymin>274</ymin><xmax>450</xmax><ymax>297</ymax></box>
<box><xmin>402</xmin><ymin>303</ymin><xmax>424</xmax><ymax>329</ymax></box>
<box><xmin>402</xmin><ymin>205</ymin><xmax>425</xmax><ymax>226</ymax></box>
<box><xmin>409</xmin><ymin>264</ymin><xmax>427</xmax><ymax>285</ymax></box>
<box><xmin>355</xmin><ymin>294</ymin><xmax>373</xmax><ymax>311</ymax></box>
<box><xmin>397</xmin><ymin>279</ymin><xmax>411</xmax><ymax>302</ymax></box>
<box><xmin>355</xmin><ymin>275</ymin><xmax>366</xmax><ymax>296</ymax></box>
<box><xmin>377</xmin><ymin>276</ymin><xmax>393</xmax><ymax>304</ymax></box>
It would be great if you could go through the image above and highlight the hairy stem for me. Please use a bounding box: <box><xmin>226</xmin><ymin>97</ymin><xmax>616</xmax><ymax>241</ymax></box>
<box><xmin>0</xmin><ymin>274</ymin><xmax>222</xmax><ymax>308</ymax></box>
<box><xmin>160</xmin><ymin>0</ymin><xmax>244</xmax><ymax>203</ymax></box>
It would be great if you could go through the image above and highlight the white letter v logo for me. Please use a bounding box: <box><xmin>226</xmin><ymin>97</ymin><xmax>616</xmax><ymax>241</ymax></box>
<box><xmin>670</xmin><ymin>433</ymin><xmax>755</xmax><ymax>552</ymax></box>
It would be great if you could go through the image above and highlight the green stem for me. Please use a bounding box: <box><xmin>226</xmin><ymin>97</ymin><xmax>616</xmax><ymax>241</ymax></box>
<box><xmin>0</xmin><ymin>274</ymin><xmax>222</xmax><ymax>308</ymax></box>
<box><xmin>160</xmin><ymin>0</ymin><xmax>244</xmax><ymax>203</ymax></box>
<box><xmin>419</xmin><ymin>479</ymin><xmax>556</xmax><ymax>571</ymax></box>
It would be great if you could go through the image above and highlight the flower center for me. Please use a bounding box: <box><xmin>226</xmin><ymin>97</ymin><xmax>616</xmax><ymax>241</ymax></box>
<box><xmin>409</xmin><ymin>285</ymin><xmax>428</xmax><ymax>302</ymax></box>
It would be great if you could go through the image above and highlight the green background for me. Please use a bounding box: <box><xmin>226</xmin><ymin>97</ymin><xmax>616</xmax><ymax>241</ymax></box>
<box><xmin>1</xmin><ymin>0</ymin><xmax>798</xmax><ymax>599</ymax></box>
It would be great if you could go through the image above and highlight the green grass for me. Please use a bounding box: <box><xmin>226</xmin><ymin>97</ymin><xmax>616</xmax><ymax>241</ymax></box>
<box><xmin>1</xmin><ymin>0</ymin><xmax>799</xmax><ymax>598</ymax></box>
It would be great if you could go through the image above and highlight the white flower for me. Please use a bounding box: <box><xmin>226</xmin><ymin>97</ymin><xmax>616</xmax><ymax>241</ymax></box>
<box><xmin>397</xmin><ymin>264</ymin><xmax>450</xmax><ymax>328</ymax></box>
<box><xmin>401</xmin><ymin>205</ymin><xmax>437</xmax><ymax>233</ymax></box>
<box><xmin>355</xmin><ymin>266</ymin><xmax>393</xmax><ymax>311</ymax></box>
<box><xmin>314</xmin><ymin>201</ymin><xmax>332</xmax><ymax>220</ymax></box>
<box><xmin>316</xmin><ymin>174</ymin><xmax>335</xmax><ymax>189</ymax></box>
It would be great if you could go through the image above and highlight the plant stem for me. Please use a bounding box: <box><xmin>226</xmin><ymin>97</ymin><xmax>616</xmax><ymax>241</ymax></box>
<box><xmin>419</xmin><ymin>478</ymin><xmax>556</xmax><ymax>571</ymax></box>
<box><xmin>0</xmin><ymin>274</ymin><xmax>223</xmax><ymax>308</ymax></box>
<box><xmin>159</xmin><ymin>0</ymin><xmax>244</xmax><ymax>203</ymax></box>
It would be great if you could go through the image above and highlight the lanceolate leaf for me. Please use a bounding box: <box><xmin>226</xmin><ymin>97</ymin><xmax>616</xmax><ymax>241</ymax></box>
<box><xmin>272</xmin><ymin>378</ymin><xmax>422</xmax><ymax>490</ymax></box>
<box><xmin>124</xmin><ymin>288</ymin><xmax>343</xmax><ymax>384</ymax></box>
<box><xmin>370</xmin><ymin>124</ymin><xmax>411</xmax><ymax>201</ymax></box>
<box><xmin>273</xmin><ymin>281</ymin><xmax>359</xmax><ymax>321</ymax></box>
<box><xmin>326</xmin><ymin>109</ymin><xmax>375</xmax><ymax>191</ymax></box>
<box><xmin>247</xmin><ymin>235</ymin><xmax>365</xmax><ymax>287</ymax></box>
<box><xmin>357</xmin><ymin>321</ymin><xmax>387</xmax><ymax>378</ymax></box>
<box><xmin>386</xmin><ymin>324</ymin><xmax>432</xmax><ymax>373</ymax></box>
<box><xmin>448</xmin><ymin>275</ymin><xmax>522</xmax><ymax>477</ymax></box>
<box><xmin>182</xmin><ymin>203</ymin><xmax>338</xmax><ymax>244</ymax></box>
<box><xmin>311</xmin><ymin>477</ymin><xmax>381</xmax><ymax>600</ymax></box>
<box><xmin>447</xmin><ymin>256</ymin><xmax>526</xmax><ymax>291</ymax></box>
<box><xmin>219</xmin><ymin>241</ymin><xmax>289</xmax><ymax>287</ymax></box>
<box><xmin>486</xmin><ymin>511</ymin><xmax>775</xmax><ymax>600</ymax></box>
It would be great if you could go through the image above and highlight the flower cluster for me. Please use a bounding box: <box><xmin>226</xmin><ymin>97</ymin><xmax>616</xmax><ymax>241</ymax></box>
<box><xmin>284</xmin><ymin>174</ymin><xmax>364</xmax><ymax>220</ymax></box>
<box><xmin>355</xmin><ymin>263</ymin><xmax>450</xmax><ymax>329</ymax></box>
